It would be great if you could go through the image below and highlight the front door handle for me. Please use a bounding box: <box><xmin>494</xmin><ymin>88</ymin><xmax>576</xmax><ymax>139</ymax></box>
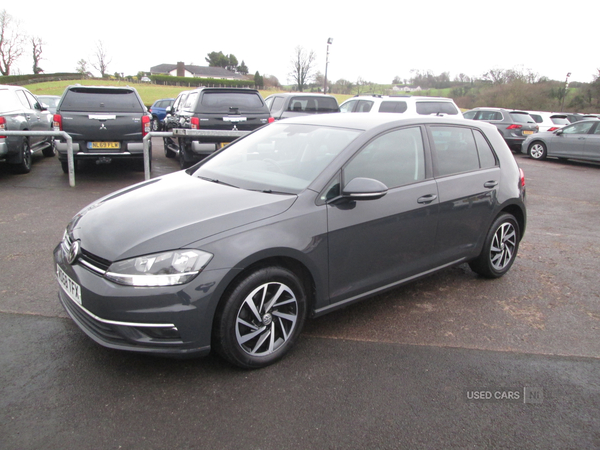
<box><xmin>417</xmin><ymin>194</ymin><xmax>438</xmax><ymax>204</ymax></box>
<box><xmin>484</xmin><ymin>180</ymin><xmax>498</xmax><ymax>189</ymax></box>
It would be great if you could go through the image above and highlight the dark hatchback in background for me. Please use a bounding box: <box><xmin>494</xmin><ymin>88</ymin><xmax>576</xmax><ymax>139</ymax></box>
<box><xmin>0</xmin><ymin>84</ymin><xmax>54</xmax><ymax>173</ymax></box>
<box><xmin>464</xmin><ymin>107</ymin><xmax>538</xmax><ymax>151</ymax></box>
<box><xmin>264</xmin><ymin>93</ymin><xmax>339</xmax><ymax>120</ymax></box>
<box><xmin>54</xmin><ymin>114</ymin><xmax>526</xmax><ymax>369</ymax></box>
<box><xmin>53</xmin><ymin>85</ymin><xmax>151</xmax><ymax>173</ymax></box>
<box><xmin>522</xmin><ymin>118</ymin><xmax>600</xmax><ymax>162</ymax></box>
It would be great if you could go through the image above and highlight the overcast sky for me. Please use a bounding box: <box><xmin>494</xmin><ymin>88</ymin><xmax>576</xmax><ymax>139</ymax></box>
<box><xmin>7</xmin><ymin>0</ymin><xmax>599</xmax><ymax>85</ymax></box>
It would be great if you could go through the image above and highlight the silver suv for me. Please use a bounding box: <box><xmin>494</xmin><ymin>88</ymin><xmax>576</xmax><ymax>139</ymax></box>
<box><xmin>339</xmin><ymin>95</ymin><xmax>462</xmax><ymax>117</ymax></box>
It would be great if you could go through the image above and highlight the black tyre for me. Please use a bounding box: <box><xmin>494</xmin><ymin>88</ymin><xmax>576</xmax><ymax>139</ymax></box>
<box><xmin>60</xmin><ymin>160</ymin><xmax>69</xmax><ymax>174</ymax></box>
<box><xmin>178</xmin><ymin>139</ymin><xmax>193</xmax><ymax>169</ymax></box>
<box><xmin>151</xmin><ymin>117</ymin><xmax>160</xmax><ymax>132</ymax></box>
<box><xmin>213</xmin><ymin>266</ymin><xmax>308</xmax><ymax>369</ymax></box>
<box><xmin>42</xmin><ymin>140</ymin><xmax>56</xmax><ymax>157</ymax></box>
<box><xmin>10</xmin><ymin>138</ymin><xmax>32</xmax><ymax>174</ymax></box>
<box><xmin>528</xmin><ymin>141</ymin><xmax>547</xmax><ymax>160</ymax></box>
<box><xmin>469</xmin><ymin>213</ymin><xmax>520</xmax><ymax>279</ymax></box>
<box><xmin>164</xmin><ymin>137</ymin><xmax>176</xmax><ymax>158</ymax></box>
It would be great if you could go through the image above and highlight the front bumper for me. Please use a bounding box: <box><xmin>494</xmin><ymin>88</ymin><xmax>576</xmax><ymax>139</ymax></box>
<box><xmin>53</xmin><ymin>243</ymin><xmax>226</xmax><ymax>357</ymax></box>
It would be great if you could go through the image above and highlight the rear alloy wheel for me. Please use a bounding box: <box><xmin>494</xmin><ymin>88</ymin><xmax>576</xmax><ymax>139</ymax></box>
<box><xmin>469</xmin><ymin>213</ymin><xmax>520</xmax><ymax>279</ymax></box>
<box><xmin>151</xmin><ymin>117</ymin><xmax>160</xmax><ymax>132</ymax></box>
<box><xmin>10</xmin><ymin>138</ymin><xmax>32</xmax><ymax>174</ymax></box>
<box><xmin>213</xmin><ymin>266</ymin><xmax>307</xmax><ymax>369</ymax></box>
<box><xmin>528</xmin><ymin>141</ymin><xmax>547</xmax><ymax>160</ymax></box>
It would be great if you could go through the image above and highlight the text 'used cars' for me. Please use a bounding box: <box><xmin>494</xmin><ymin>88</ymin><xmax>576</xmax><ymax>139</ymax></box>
<box><xmin>54</xmin><ymin>114</ymin><xmax>527</xmax><ymax>369</ymax></box>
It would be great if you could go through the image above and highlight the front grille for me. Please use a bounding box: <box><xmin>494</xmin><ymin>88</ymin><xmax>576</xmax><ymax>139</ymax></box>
<box><xmin>80</xmin><ymin>248</ymin><xmax>111</xmax><ymax>272</ymax></box>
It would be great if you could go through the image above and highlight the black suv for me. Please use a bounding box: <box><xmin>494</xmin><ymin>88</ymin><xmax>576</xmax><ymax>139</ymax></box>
<box><xmin>166</xmin><ymin>88</ymin><xmax>272</xmax><ymax>168</ymax></box>
<box><xmin>53</xmin><ymin>85</ymin><xmax>151</xmax><ymax>172</ymax></box>
<box><xmin>0</xmin><ymin>85</ymin><xmax>54</xmax><ymax>173</ymax></box>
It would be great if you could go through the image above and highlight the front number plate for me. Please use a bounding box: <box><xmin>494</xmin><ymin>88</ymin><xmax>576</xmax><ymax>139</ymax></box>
<box><xmin>57</xmin><ymin>265</ymin><xmax>82</xmax><ymax>305</ymax></box>
<box><xmin>88</xmin><ymin>142</ymin><xmax>120</xmax><ymax>149</ymax></box>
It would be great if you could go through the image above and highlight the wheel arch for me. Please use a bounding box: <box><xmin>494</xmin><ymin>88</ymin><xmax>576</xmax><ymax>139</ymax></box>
<box><xmin>499</xmin><ymin>203</ymin><xmax>526</xmax><ymax>240</ymax></box>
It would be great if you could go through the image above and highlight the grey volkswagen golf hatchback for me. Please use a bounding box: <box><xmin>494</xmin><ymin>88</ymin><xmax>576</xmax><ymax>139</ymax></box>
<box><xmin>54</xmin><ymin>114</ymin><xmax>526</xmax><ymax>369</ymax></box>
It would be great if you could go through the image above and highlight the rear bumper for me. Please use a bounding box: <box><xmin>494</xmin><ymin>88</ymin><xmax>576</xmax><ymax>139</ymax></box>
<box><xmin>56</xmin><ymin>141</ymin><xmax>146</xmax><ymax>159</ymax></box>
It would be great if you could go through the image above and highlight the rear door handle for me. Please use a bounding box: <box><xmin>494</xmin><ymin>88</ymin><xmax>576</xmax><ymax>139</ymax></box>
<box><xmin>484</xmin><ymin>181</ymin><xmax>498</xmax><ymax>189</ymax></box>
<box><xmin>417</xmin><ymin>194</ymin><xmax>438</xmax><ymax>204</ymax></box>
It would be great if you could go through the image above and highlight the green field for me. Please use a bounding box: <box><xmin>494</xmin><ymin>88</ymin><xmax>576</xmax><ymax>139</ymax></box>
<box><xmin>23</xmin><ymin>79</ymin><xmax>354</xmax><ymax>107</ymax></box>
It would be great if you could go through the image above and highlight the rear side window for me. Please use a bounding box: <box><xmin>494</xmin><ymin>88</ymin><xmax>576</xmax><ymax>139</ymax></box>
<box><xmin>473</xmin><ymin>130</ymin><xmax>498</xmax><ymax>169</ymax></box>
<box><xmin>60</xmin><ymin>88</ymin><xmax>144</xmax><ymax>112</ymax></box>
<box><xmin>287</xmin><ymin>97</ymin><xmax>338</xmax><ymax>112</ymax></box>
<box><xmin>379</xmin><ymin>101</ymin><xmax>407</xmax><ymax>113</ymax></box>
<box><xmin>430</xmin><ymin>126</ymin><xmax>480</xmax><ymax>177</ymax></box>
<box><xmin>199</xmin><ymin>92</ymin><xmax>265</xmax><ymax>113</ymax></box>
<box><xmin>416</xmin><ymin>101</ymin><xmax>459</xmax><ymax>115</ymax></box>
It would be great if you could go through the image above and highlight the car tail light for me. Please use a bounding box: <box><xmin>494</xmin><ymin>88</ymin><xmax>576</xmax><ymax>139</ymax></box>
<box><xmin>191</xmin><ymin>117</ymin><xmax>200</xmax><ymax>130</ymax></box>
<box><xmin>142</xmin><ymin>115</ymin><xmax>151</xmax><ymax>136</ymax></box>
<box><xmin>0</xmin><ymin>117</ymin><xmax>6</xmax><ymax>138</ymax></box>
<box><xmin>53</xmin><ymin>114</ymin><xmax>63</xmax><ymax>131</ymax></box>
<box><xmin>519</xmin><ymin>168</ymin><xmax>525</xmax><ymax>188</ymax></box>
<box><xmin>268</xmin><ymin>117</ymin><xmax>275</xmax><ymax>123</ymax></box>
<box><xmin>506</xmin><ymin>124</ymin><xmax>522</xmax><ymax>130</ymax></box>
<box><xmin>548</xmin><ymin>127</ymin><xmax>559</xmax><ymax>132</ymax></box>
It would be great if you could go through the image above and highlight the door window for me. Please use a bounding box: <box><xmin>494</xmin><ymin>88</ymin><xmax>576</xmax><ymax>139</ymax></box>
<box><xmin>344</xmin><ymin>127</ymin><xmax>425</xmax><ymax>189</ymax></box>
<box><xmin>562</xmin><ymin>122</ymin><xmax>595</xmax><ymax>134</ymax></box>
<box><xmin>430</xmin><ymin>126</ymin><xmax>481</xmax><ymax>177</ymax></box>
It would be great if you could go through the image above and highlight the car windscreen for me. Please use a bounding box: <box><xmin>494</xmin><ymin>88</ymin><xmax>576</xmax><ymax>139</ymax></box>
<box><xmin>192</xmin><ymin>123</ymin><xmax>361</xmax><ymax>194</ymax></box>
<box><xmin>60</xmin><ymin>88</ymin><xmax>144</xmax><ymax>113</ymax></box>
<box><xmin>509</xmin><ymin>112</ymin><xmax>535</xmax><ymax>123</ymax></box>
<box><xmin>0</xmin><ymin>90</ymin><xmax>24</xmax><ymax>113</ymax></box>
<box><xmin>415</xmin><ymin>101</ymin><xmax>459</xmax><ymax>115</ymax></box>
<box><xmin>199</xmin><ymin>92</ymin><xmax>266</xmax><ymax>113</ymax></box>
<box><xmin>287</xmin><ymin>97</ymin><xmax>339</xmax><ymax>113</ymax></box>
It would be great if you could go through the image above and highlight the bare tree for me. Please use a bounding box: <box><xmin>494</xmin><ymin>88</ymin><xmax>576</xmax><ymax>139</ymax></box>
<box><xmin>91</xmin><ymin>41</ymin><xmax>111</xmax><ymax>77</ymax></box>
<box><xmin>289</xmin><ymin>46</ymin><xmax>315</xmax><ymax>92</ymax></box>
<box><xmin>76</xmin><ymin>58</ymin><xmax>89</xmax><ymax>76</ymax></box>
<box><xmin>31</xmin><ymin>36</ymin><xmax>43</xmax><ymax>74</ymax></box>
<box><xmin>0</xmin><ymin>9</ymin><xmax>25</xmax><ymax>76</ymax></box>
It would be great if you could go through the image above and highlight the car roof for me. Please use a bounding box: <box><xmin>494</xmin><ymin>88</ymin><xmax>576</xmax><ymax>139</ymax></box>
<box><xmin>276</xmin><ymin>112</ymin><xmax>482</xmax><ymax>132</ymax></box>
<box><xmin>267</xmin><ymin>93</ymin><xmax>337</xmax><ymax>98</ymax></box>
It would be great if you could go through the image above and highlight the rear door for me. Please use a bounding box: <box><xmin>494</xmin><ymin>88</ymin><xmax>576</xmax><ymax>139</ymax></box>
<box><xmin>326</xmin><ymin>126</ymin><xmax>440</xmax><ymax>305</ymax></box>
<box><xmin>427</xmin><ymin>125</ymin><xmax>500</xmax><ymax>263</ymax></box>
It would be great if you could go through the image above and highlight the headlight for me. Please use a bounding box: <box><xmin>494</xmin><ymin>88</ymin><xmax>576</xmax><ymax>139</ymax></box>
<box><xmin>105</xmin><ymin>249</ymin><xmax>213</xmax><ymax>287</ymax></box>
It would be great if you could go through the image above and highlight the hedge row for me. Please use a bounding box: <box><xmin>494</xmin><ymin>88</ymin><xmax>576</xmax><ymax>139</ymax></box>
<box><xmin>150</xmin><ymin>74</ymin><xmax>258</xmax><ymax>88</ymax></box>
<box><xmin>0</xmin><ymin>73</ymin><xmax>83</xmax><ymax>86</ymax></box>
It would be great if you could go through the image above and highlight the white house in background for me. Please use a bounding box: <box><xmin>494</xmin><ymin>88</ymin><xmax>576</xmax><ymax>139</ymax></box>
<box><xmin>392</xmin><ymin>85</ymin><xmax>422</xmax><ymax>92</ymax></box>
<box><xmin>149</xmin><ymin>62</ymin><xmax>248</xmax><ymax>81</ymax></box>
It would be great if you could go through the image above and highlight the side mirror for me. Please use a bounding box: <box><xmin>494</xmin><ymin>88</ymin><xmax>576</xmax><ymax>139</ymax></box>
<box><xmin>165</xmin><ymin>106</ymin><xmax>172</xmax><ymax>114</ymax></box>
<box><xmin>39</xmin><ymin>103</ymin><xmax>48</xmax><ymax>111</ymax></box>
<box><xmin>555</xmin><ymin>129</ymin><xmax>563</xmax><ymax>136</ymax></box>
<box><xmin>342</xmin><ymin>177</ymin><xmax>388</xmax><ymax>200</ymax></box>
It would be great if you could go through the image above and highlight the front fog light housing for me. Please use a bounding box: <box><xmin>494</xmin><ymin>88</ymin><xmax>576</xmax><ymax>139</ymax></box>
<box><xmin>105</xmin><ymin>249</ymin><xmax>213</xmax><ymax>287</ymax></box>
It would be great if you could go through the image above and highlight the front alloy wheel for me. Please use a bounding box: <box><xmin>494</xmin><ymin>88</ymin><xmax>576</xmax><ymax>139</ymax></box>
<box><xmin>214</xmin><ymin>266</ymin><xmax>307</xmax><ymax>369</ymax></box>
<box><xmin>529</xmin><ymin>142</ymin><xmax>547</xmax><ymax>160</ymax></box>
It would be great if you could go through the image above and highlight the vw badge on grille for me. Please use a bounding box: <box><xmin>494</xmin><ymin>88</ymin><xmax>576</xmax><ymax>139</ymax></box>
<box><xmin>67</xmin><ymin>240</ymin><xmax>81</xmax><ymax>265</ymax></box>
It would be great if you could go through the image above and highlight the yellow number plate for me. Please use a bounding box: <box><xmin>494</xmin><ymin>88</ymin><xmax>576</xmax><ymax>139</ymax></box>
<box><xmin>90</xmin><ymin>142</ymin><xmax>120</xmax><ymax>149</ymax></box>
<box><xmin>523</xmin><ymin>131</ymin><xmax>534</xmax><ymax>135</ymax></box>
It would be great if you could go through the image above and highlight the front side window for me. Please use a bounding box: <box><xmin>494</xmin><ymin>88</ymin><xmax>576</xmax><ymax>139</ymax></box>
<box><xmin>343</xmin><ymin>127</ymin><xmax>425</xmax><ymax>189</ymax></box>
<box><xmin>430</xmin><ymin>126</ymin><xmax>480</xmax><ymax>177</ymax></box>
<box><xmin>562</xmin><ymin>121</ymin><xmax>595</xmax><ymax>135</ymax></box>
<box><xmin>463</xmin><ymin>111</ymin><xmax>477</xmax><ymax>120</ymax></box>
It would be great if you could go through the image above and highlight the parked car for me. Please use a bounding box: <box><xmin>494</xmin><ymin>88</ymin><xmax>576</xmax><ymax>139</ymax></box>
<box><xmin>463</xmin><ymin>108</ymin><xmax>538</xmax><ymax>151</ymax></box>
<box><xmin>53</xmin><ymin>85</ymin><xmax>151</xmax><ymax>173</ymax></box>
<box><xmin>165</xmin><ymin>87</ymin><xmax>272</xmax><ymax>169</ymax></box>
<box><xmin>0</xmin><ymin>85</ymin><xmax>54</xmax><ymax>174</ymax></box>
<box><xmin>526</xmin><ymin>111</ymin><xmax>570</xmax><ymax>132</ymax></box>
<box><xmin>521</xmin><ymin>119</ymin><xmax>600</xmax><ymax>162</ymax></box>
<box><xmin>162</xmin><ymin>90</ymin><xmax>192</xmax><ymax>160</ymax></box>
<box><xmin>37</xmin><ymin>95</ymin><xmax>61</xmax><ymax>114</ymax></box>
<box><xmin>264</xmin><ymin>93</ymin><xmax>339</xmax><ymax>119</ymax></box>
<box><xmin>148</xmin><ymin>98</ymin><xmax>175</xmax><ymax>131</ymax></box>
<box><xmin>54</xmin><ymin>114</ymin><xmax>526</xmax><ymax>369</ymax></box>
<box><xmin>339</xmin><ymin>95</ymin><xmax>463</xmax><ymax>117</ymax></box>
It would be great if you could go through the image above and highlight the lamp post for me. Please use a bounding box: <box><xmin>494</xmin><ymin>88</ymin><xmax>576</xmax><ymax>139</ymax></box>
<box><xmin>560</xmin><ymin>72</ymin><xmax>571</xmax><ymax>111</ymax></box>
<box><xmin>324</xmin><ymin>38</ymin><xmax>333</xmax><ymax>94</ymax></box>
